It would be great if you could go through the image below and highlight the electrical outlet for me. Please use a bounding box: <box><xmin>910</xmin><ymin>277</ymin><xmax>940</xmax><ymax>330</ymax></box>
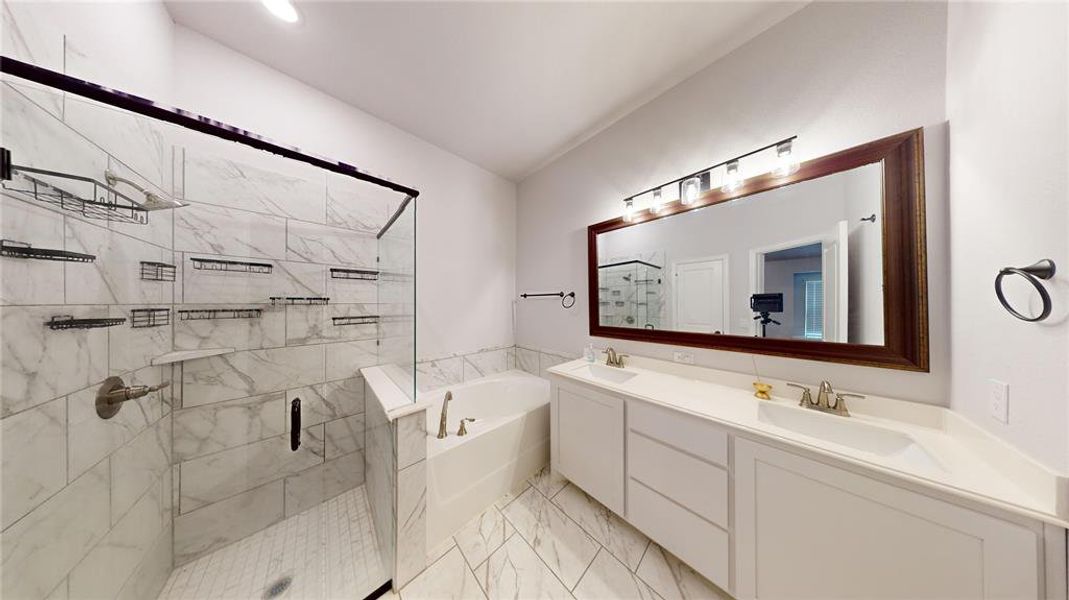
<box><xmin>673</xmin><ymin>351</ymin><xmax>694</xmax><ymax>364</ymax></box>
<box><xmin>989</xmin><ymin>379</ymin><xmax>1009</xmax><ymax>424</ymax></box>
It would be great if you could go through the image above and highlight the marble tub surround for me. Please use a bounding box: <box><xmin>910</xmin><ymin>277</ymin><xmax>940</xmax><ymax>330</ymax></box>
<box><xmin>397</xmin><ymin>466</ymin><xmax>729</xmax><ymax>600</ymax></box>
<box><xmin>363</xmin><ymin>370</ymin><xmax>431</xmax><ymax>589</ymax></box>
<box><xmin>415</xmin><ymin>345</ymin><xmax>517</xmax><ymax>392</ymax></box>
<box><xmin>515</xmin><ymin>346</ymin><xmax>577</xmax><ymax>379</ymax></box>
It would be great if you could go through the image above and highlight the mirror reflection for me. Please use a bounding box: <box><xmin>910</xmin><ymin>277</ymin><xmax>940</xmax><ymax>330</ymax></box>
<box><xmin>596</xmin><ymin>162</ymin><xmax>885</xmax><ymax>345</ymax></box>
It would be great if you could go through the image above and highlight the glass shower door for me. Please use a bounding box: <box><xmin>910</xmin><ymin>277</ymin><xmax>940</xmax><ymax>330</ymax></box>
<box><xmin>1</xmin><ymin>73</ymin><xmax>410</xmax><ymax>600</ymax></box>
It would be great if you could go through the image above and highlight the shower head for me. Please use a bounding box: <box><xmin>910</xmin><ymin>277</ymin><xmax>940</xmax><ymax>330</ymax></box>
<box><xmin>105</xmin><ymin>170</ymin><xmax>187</xmax><ymax>211</ymax></box>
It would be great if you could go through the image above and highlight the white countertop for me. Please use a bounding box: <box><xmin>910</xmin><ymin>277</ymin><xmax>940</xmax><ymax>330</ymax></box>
<box><xmin>548</xmin><ymin>356</ymin><xmax>1069</xmax><ymax>528</ymax></box>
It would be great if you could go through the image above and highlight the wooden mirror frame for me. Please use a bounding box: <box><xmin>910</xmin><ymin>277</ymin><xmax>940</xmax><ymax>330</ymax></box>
<box><xmin>587</xmin><ymin>128</ymin><xmax>928</xmax><ymax>371</ymax></box>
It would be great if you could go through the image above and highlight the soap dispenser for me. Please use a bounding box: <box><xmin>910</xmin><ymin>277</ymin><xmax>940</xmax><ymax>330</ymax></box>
<box><xmin>584</xmin><ymin>343</ymin><xmax>596</xmax><ymax>363</ymax></box>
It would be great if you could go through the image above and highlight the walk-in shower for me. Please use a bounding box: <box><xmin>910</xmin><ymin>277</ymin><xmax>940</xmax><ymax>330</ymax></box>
<box><xmin>0</xmin><ymin>58</ymin><xmax>418</xmax><ymax>600</ymax></box>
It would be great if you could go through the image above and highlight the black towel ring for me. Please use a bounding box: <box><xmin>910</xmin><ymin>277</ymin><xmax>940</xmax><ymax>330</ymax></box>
<box><xmin>995</xmin><ymin>259</ymin><xmax>1056</xmax><ymax>322</ymax></box>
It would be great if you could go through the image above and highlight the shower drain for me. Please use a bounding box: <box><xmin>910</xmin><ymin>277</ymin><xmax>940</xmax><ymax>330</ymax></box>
<box><xmin>263</xmin><ymin>575</ymin><xmax>293</xmax><ymax>599</ymax></box>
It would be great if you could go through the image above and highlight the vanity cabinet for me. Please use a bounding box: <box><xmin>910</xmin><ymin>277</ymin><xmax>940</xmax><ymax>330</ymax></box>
<box><xmin>626</xmin><ymin>401</ymin><xmax>732</xmax><ymax>590</ymax></box>
<box><xmin>734</xmin><ymin>439</ymin><xmax>1045</xmax><ymax>600</ymax></box>
<box><xmin>551</xmin><ymin>381</ymin><xmax>625</xmax><ymax>514</ymax></box>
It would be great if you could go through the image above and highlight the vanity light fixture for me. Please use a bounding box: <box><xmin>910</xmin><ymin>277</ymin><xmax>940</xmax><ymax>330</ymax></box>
<box><xmin>721</xmin><ymin>160</ymin><xmax>742</xmax><ymax>192</ymax></box>
<box><xmin>681</xmin><ymin>176</ymin><xmax>701</xmax><ymax>205</ymax></box>
<box><xmin>649</xmin><ymin>189</ymin><xmax>665</xmax><ymax>214</ymax></box>
<box><xmin>773</xmin><ymin>139</ymin><xmax>799</xmax><ymax>177</ymax></box>
<box><xmin>262</xmin><ymin>0</ymin><xmax>300</xmax><ymax>23</ymax></box>
<box><xmin>617</xmin><ymin>135</ymin><xmax>796</xmax><ymax>221</ymax></box>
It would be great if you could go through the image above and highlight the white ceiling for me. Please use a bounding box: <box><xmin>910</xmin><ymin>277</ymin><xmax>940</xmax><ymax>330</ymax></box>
<box><xmin>165</xmin><ymin>1</ymin><xmax>805</xmax><ymax>181</ymax></box>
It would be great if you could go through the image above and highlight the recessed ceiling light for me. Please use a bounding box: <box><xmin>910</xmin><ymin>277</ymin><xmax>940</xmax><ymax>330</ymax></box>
<box><xmin>261</xmin><ymin>0</ymin><xmax>300</xmax><ymax>24</ymax></box>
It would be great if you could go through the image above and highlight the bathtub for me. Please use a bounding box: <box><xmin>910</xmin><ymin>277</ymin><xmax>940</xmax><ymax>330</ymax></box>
<box><xmin>423</xmin><ymin>370</ymin><xmax>550</xmax><ymax>549</ymax></box>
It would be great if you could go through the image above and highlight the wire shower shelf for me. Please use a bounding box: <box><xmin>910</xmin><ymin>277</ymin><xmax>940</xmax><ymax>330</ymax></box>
<box><xmin>330</xmin><ymin>268</ymin><xmax>379</xmax><ymax>281</ymax></box>
<box><xmin>332</xmin><ymin>315</ymin><xmax>380</xmax><ymax>326</ymax></box>
<box><xmin>178</xmin><ymin>308</ymin><xmax>263</xmax><ymax>321</ymax></box>
<box><xmin>270</xmin><ymin>297</ymin><xmax>330</xmax><ymax>306</ymax></box>
<box><xmin>46</xmin><ymin>315</ymin><xmax>126</xmax><ymax>330</ymax></box>
<box><xmin>1</xmin><ymin>239</ymin><xmax>95</xmax><ymax>262</ymax></box>
<box><xmin>131</xmin><ymin>308</ymin><xmax>171</xmax><ymax>328</ymax></box>
<box><xmin>140</xmin><ymin>261</ymin><xmax>176</xmax><ymax>281</ymax></box>
<box><xmin>190</xmin><ymin>257</ymin><xmax>273</xmax><ymax>274</ymax></box>
<box><xmin>2</xmin><ymin>164</ymin><xmax>150</xmax><ymax>225</ymax></box>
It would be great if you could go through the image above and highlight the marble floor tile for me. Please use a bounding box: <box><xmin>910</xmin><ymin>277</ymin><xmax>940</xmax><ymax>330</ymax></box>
<box><xmin>479</xmin><ymin>534</ymin><xmax>572</xmax><ymax>600</ymax></box>
<box><xmin>529</xmin><ymin>465</ymin><xmax>569</xmax><ymax>499</ymax></box>
<box><xmin>575</xmin><ymin>548</ymin><xmax>662</xmax><ymax>600</ymax></box>
<box><xmin>500</xmin><ymin>486</ymin><xmax>598</xmax><ymax>589</ymax></box>
<box><xmin>636</xmin><ymin>543</ymin><xmax>730</xmax><ymax>600</ymax></box>
<box><xmin>493</xmin><ymin>480</ymin><xmax>531</xmax><ymax>510</ymax></box>
<box><xmin>401</xmin><ymin>546</ymin><xmax>485</xmax><ymax>600</ymax></box>
<box><xmin>453</xmin><ymin>506</ymin><xmax>514</xmax><ymax>569</ymax></box>
<box><xmin>553</xmin><ymin>483</ymin><xmax>650</xmax><ymax>570</ymax></box>
<box><xmin>428</xmin><ymin>536</ymin><xmax>457</xmax><ymax>565</ymax></box>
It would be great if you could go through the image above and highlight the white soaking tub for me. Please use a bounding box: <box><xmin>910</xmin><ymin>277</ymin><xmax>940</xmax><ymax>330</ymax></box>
<box><xmin>423</xmin><ymin>370</ymin><xmax>549</xmax><ymax>549</ymax></box>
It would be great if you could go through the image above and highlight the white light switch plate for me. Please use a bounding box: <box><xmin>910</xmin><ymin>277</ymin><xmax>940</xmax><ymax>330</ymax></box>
<box><xmin>673</xmin><ymin>351</ymin><xmax>694</xmax><ymax>364</ymax></box>
<box><xmin>989</xmin><ymin>379</ymin><xmax>1009</xmax><ymax>424</ymax></box>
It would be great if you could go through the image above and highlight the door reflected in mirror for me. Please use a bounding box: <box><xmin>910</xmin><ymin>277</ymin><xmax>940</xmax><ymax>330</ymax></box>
<box><xmin>595</xmin><ymin>162</ymin><xmax>885</xmax><ymax>345</ymax></box>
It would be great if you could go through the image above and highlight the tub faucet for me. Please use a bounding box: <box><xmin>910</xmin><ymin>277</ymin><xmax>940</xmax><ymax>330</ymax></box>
<box><xmin>457</xmin><ymin>418</ymin><xmax>475</xmax><ymax>436</ymax></box>
<box><xmin>437</xmin><ymin>391</ymin><xmax>453</xmax><ymax>439</ymax></box>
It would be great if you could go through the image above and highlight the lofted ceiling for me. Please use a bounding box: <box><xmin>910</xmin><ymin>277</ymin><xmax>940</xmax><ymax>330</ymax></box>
<box><xmin>165</xmin><ymin>1</ymin><xmax>805</xmax><ymax>181</ymax></box>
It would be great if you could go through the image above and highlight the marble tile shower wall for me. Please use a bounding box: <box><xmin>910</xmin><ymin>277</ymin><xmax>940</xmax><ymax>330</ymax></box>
<box><xmin>171</xmin><ymin>129</ymin><xmax>399</xmax><ymax>566</ymax></box>
<box><xmin>1</xmin><ymin>84</ymin><xmax>176</xmax><ymax>600</ymax></box>
<box><xmin>1</xmin><ymin>81</ymin><xmax>407</xmax><ymax>599</ymax></box>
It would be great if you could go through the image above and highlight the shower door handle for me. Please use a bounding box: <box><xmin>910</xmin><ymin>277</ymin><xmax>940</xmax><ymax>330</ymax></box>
<box><xmin>291</xmin><ymin>398</ymin><xmax>301</xmax><ymax>451</ymax></box>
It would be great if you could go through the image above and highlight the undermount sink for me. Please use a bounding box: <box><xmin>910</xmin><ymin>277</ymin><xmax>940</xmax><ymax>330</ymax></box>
<box><xmin>570</xmin><ymin>363</ymin><xmax>638</xmax><ymax>384</ymax></box>
<box><xmin>757</xmin><ymin>402</ymin><xmax>943</xmax><ymax>472</ymax></box>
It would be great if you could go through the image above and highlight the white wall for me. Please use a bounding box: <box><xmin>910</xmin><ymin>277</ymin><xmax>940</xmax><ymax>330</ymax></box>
<box><xmin>517</xmin><ymin>1</ymin><xmax>949</xmax><ymax>404</ymax></box>
<box><xmin>946</xmin><ymin>2</ymin><xmax>1069</xmax><ymax>472</ymax></box>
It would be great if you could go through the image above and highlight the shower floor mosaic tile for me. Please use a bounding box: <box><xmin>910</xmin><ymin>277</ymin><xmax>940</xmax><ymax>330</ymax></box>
<box><xmin>397</xmin><ymin>467</ymin><xmax>732</xmax><ymax>600</ymax></box>
<box><xmin>157</xmin><ymin>485</ymin><xmax>386</xmax><ymax>600</ymax></box>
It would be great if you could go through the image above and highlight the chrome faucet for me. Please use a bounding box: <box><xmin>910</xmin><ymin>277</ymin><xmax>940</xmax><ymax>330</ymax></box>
<box><xmin>603</xmin><ymin>347</ymin><xmax>628</xmax><ymax>368</ymax></box>
<box><xmin>787</xmin><ymin>381</ymin><xmax>865</xmax><ymax>417</ymax></box>
<box><xmin>437</xmin><ymin>391</ymin><xmax>453</xmax><ymax>439</ymax></box>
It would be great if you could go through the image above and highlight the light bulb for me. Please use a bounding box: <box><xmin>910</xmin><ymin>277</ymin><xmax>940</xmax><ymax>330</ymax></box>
<box><xmin>623</xmin><ymin>198</ymin><xmax>635</xmax><ymax>222</ymax></box>
<box><xmin>649</xmin><ymin>189</ymin><xmax>665</xmax><ymax>214</ymax></box>
<box><xmin>773</xmin><ymin>139</ymin><xmax>799</xmax><ymax>177</ymax></box>
<box><xmin>681</xmin><ymin>177</ymin><xmax>701</xmax><ymax>205</ymax></box>
<box><xmin>721</xmin><ymin>160</ymin><xmax>742</xmax><ymax>193</ymax></box>
<box><xmin>262</xmin><ymin>0</ymin><xmax>300</xmax><ymax>23</ymax></box>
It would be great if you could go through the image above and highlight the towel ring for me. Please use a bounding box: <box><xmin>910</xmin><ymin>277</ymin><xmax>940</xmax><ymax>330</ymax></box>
<box><xmin>995</xmin><ymin>259</ymin><xmax>1056</xmax><ymax>322</ymax></box>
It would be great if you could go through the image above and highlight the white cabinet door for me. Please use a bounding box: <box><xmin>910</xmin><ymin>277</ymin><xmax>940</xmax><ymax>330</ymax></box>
<box><xmin>735</xmin><ymin>439</ymin><xmax>1044</xmax><ymax>600</ymax></box>
<box><xmin>552</xmin><ymin>382</ymin><xmax>625</xmax><ymax>514</ymax></box>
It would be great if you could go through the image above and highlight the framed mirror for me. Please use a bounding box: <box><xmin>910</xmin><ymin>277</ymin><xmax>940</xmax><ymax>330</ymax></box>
<box><xmin>587</xmin><ymin>128</ymin><xmax>928</xmax><ymax>371</ymax></box>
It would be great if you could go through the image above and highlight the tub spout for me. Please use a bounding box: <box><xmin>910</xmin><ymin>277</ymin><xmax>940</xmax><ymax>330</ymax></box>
<box><xmin>437</xmin><ymin>391</ymin><xmax>453</xmax><ymax>439</ymax></box>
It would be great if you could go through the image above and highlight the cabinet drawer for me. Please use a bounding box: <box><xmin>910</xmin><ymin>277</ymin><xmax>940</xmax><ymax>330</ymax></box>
<box><xmin>629</xmin><ymin>432</ymin><xmax>729</xmax><ymax>528</ymax></box>
<box><xmin>629</xmin><ymin>478</ymin><xmax>730</xmax><ymax>590</ymax></box>
<box><xmin>628</xmin><ymin>400</ymin><xmax>728</xmax><ymax>466</ymax></box>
